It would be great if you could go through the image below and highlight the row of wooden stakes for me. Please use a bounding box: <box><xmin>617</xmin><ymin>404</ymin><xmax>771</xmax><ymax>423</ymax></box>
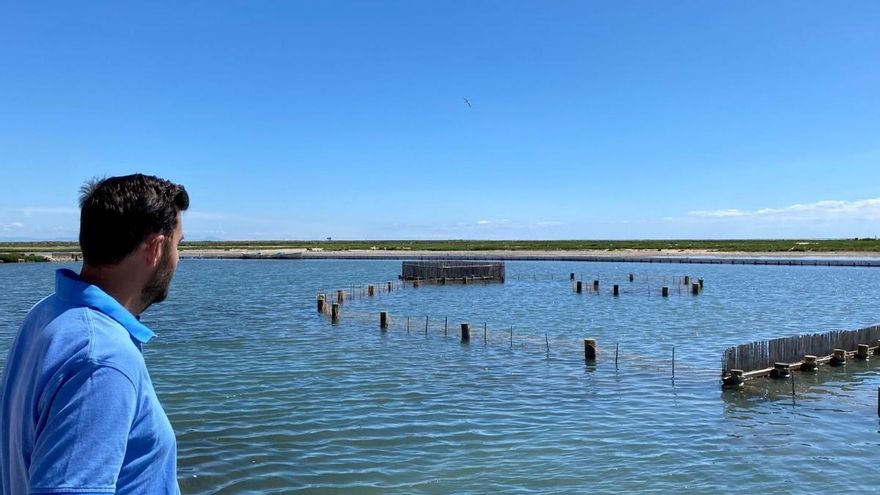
<box><xmin>723</xmin><ymin>343</ymin><xmax>880</xmax><ymax>388</ymax></box>
<box><xmin>571</xmin><ymin>273</ymin><xmax>704</xmax><ymax>296</ymax></box>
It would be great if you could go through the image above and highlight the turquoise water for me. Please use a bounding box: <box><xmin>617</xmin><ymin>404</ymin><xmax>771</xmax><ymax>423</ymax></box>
<box><xmin>2</xmin><ymin>260</ymin><xmax>880</xmax><ymax>494</ymax></box>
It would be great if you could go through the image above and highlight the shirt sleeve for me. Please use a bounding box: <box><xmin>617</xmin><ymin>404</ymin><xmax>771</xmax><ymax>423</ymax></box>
<box><xmin>29</xmin><ymin>362</ymin><xmax>138</xmax><ymax>494</ymax></box>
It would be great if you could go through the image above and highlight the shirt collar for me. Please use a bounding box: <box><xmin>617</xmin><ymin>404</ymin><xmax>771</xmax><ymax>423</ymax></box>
<box><xmin>55</xmin><ymin>268</ymin><xmax>156</xmax><ymax>344</ymax></box>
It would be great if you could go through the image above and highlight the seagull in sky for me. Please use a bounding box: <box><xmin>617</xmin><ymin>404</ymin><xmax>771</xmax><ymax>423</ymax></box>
<box><xmin>463</xmin><ymin>97</ymin><xmax>472</xmax><ymax>108</ymax></box>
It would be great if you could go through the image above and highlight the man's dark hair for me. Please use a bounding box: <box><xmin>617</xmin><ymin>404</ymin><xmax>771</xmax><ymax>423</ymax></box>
<box><xmin>79</xmin><ymin>174</ymin><xmax>189</xmax><ymax>266</ymax></box>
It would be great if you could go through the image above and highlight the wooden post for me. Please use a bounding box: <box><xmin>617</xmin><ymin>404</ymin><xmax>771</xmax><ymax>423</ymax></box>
<box><xmin>723</xmin><ymin>369</ymin><xmax>744</xmax><ymax>388</ymax></box>
<box><xmin>628</xmin><ymin>273</ymin><xmax>634</xmax><ymax>282</ymax></box>
<box><xmin>413</xmin><ymin>280</ymin><xmax>420</xmax><ymax>288</ymax></box>
<box><xmin>441</xmin><ymin>277</ymin><xmax>446</xmax><ymax>285</ymax></box>
<box><xmin>770</xmin><ymin>362</ymin><xmax>790</xmax><ymax>378</ymax></box>
<box><xmin>802</xmin><ymin>355</ymin><xmax>818</xmax><ymax>371</ymax></box>
<box><xmin>584</xmin><ymin>339</ymin><xmax>597</xmax><ymax>362</ymax></box>
<box><xmin>331</xmin><ymin>303</ymin><xmax>339</xmax><ymax>323</ymax></box>
<box><xmin>593</xmin><ymin>280</ymin><xmax>599</xmax><ymax>290</ymax></box>
<box><xmin>857</xmin><ymin>344</ymin><xmax>870</xmax><ymax>360</ymax></box>
<box><xmin>444</xmin><ymin>316</ymin><xmax>448</xmax><ymax>336</ymax></box>
<box><xmin>576</xmin><ymin>281</ymin><xmax>583</xmax><ymax>293</ymax></box>
<box><xmin>461</xmin><ymin>323</ymin><xmax>470</xmax><ymax>342</ymax></box>
<box><xmin>387</xmin><ymin>281</ymin><xmax>392</xmax><ymax>292</ymax></box>
<box><xmin>380</xmin><ymin>311</ymin><xmax>388</xmax><ymax>329</ymax></box>
<box><xmin>691</xmin><ymin>283</ymin><xmax>700</xmax><ymax>295</ymax></box>
<box><xmin>570</xmin><ymin>272</ymin><xmax>575</xmax><ymax>281</ymax></box>
<box><xmin>368</xmin><ymin>285</ymin><xmax>375</xmax><ymax>296</ymax></box>
<box><xmin>317</xmin><ymin>294</ymin><xmax>325</xmax><ymax>313</ymax></box>
<box><xmin>545</xmin><ymin>333</ymin><xmax>550</xmax><ymax>358</ymax></box>
<box><xmin>337</xmin><ymin>290</ymin><xmax>345</xmax><ymax>304</ymax></box>
<box><xmin>463</xmin><ymin>276</ymin><xmax>468</xmax><ymax>284</ymax></box>
<box><xmin>613</xmin><ymin>284</ymin><xmax>619</xmax><ymax>296</ymax></box>
<box><xmin>662</xmin><ymin>286</ymin><xmax>669</xmax><ymax>297</ymax></box>
<box><xmin>698</xmin><ymin>278</ymin><xmax>704</xmax><ymax>289</ymax></box>
<box><xmin>683</xmin><ymin>275</ymin><xmax>690</xmax><ymax>285</ymax></box>
<box><xmin>830</xmin><ymin>348</ymin><xmax>847</xmax><ymax>367</ymax></box>
<box><xmin>425</xmin><ymin>316</ymin><xmax>429</xmax><ymax>336</ymax></box>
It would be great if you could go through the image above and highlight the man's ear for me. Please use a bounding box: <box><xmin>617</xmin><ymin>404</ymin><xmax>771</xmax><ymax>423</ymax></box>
<box><xmin>143</xmin><ymin>233</ymin><xmax>167</xmax><ymax>268</ymax></box>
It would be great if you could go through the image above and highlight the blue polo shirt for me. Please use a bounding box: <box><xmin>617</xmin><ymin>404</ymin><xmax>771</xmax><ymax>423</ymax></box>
<box><xmin>0</xmin><ymin>269</ymin><xmax>179</xmax><ymax>495</ymax></box>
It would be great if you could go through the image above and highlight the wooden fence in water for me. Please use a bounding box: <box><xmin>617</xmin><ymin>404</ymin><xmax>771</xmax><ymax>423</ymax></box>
<box><xmin>722</xmin><ymin>324</ymin><xmax>880</xmax><ymax>375</ymax></box>
<box><xmin>401</xmin><ymin>260</ymin><xmax>505</xmax><ymax>282</ymax></box>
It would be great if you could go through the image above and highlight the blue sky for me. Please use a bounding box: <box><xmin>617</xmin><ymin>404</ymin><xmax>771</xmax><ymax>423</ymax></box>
<box><xmin>1</xmin><ymin>1</ymin><xmax>878</xmax><ymax>241</ymax></box>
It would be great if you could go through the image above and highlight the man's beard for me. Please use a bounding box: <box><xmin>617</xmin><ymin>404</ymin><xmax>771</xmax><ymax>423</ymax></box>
<box><xmin>141</xmin><ymin>245</ymin><xmax>175</xmax><ymax>311</ymax></box>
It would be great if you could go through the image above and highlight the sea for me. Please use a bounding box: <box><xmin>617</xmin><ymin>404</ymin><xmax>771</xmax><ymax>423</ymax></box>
<box><xmin>2</xmin><ymin>259</ymin><xmax>880</xmax><ymax>494</ymax></box>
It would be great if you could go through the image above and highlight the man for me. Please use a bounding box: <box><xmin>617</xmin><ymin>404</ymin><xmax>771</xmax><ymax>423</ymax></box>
<box><xmin>0</xmin><ymin>174</ymin><xmax>189</xmax><ymax>494</ymax></box>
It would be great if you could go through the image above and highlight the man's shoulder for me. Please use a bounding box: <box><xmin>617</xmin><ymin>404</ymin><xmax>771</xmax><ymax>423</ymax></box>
<box><xmin>24</xmin><ymin>300</ymin><xmax>147</xmax><ymax>383</ymax></box>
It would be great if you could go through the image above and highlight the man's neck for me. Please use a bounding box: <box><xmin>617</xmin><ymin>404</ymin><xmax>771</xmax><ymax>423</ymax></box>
<box><xmin>80</xmin><ymin>263</ymin><xmax>146</xmax><ymax>316</ymax></box>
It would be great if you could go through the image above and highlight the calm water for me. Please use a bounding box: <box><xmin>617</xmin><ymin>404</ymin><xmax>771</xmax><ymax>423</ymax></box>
<box><xmin>2</xmin><ymin>259</ymin><xmax>880</xmax><ymax>494</ymax></box>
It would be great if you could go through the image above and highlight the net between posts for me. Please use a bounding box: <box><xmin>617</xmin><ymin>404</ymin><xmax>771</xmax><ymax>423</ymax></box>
<box><xmin>721</xmin><ymin>324</ymin><xmax>880</xmax><ymax>375</ymax></box>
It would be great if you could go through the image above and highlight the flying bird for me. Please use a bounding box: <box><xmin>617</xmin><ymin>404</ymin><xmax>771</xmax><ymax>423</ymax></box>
<box><xmin>463</xmin><ymin>97</ymin><xmax>472</xmax><ymax>108</ymax></box>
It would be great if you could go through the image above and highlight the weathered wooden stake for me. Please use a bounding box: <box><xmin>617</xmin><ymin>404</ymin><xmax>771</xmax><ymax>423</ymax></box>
<box><xmin>683</xmin><ymin>275</ymin><xmax>690</xmax><ymax>285</ymax></box>
<box><xmin>584</xmin><ymin>339</ymin><xmax>597</xmax><ymax>362</ymax></box>
<box><xmin>576</xmin><ymin>281</ymin><xmax>583</xmax><ymax>293</ymax></box>
<box><xmin>317</xmin><ymin>294</ymin><xmax>325</xmax><ymax>313</ymax></box>
<box><xmin>725</xmin><ymin>369</ymin><xmax>744</xmax><ymax>388</ymax></box>
<box><xmin>387</xmin><ymin>281</ymin><xmax>392</xmax><ymax>292</ymax></box>
<box><xmin>413</xmin><ymin>280</ymin><xmax>420</xmax><ymax>288</ymax></box>
<box><xmin>662</xmin><ymin>286</ymin><xmax>669</xmax><ymax>297</ymax></box>
<box><xmin>830</xmin><ymin>348</ymin><xmax>847</xmax><ymax>366</ymax></box>
<box><xmin>545</xmin><ymin>332</ymin><xmax>550</xmax><ymax>358</ymax></box>
<box><xmin>857</xmin><ymin>344</ymin><xmax>870</xmax><ymax>360</ymax></box>
<box><xmin>406</xmin><ymin>316</ymin><xmax>410</xmax><ymax>334</ymax></box>
<box><xmin>570</xmin><ymin>272</ymin><xmax>575</xmax><ymax>281</ymax></box>
<box><xmin>628</xmin><ymin>273</ymin><xmax>634</xmax><ymax>282</ymax></box>
<box><xmin>337</xmin><ymin>290</ymin><xmax>345</xmax><ymax>304</ymax></box>
<box><xmin>593</xmin><ymin>280</ymin><xmax>599</xmax><ymax>290</ymax></box>
<box><xmin>380</xmin><ymin>311</ymin><xmax>388</xmax><ymax>329</ymax></box>
<box><xmin>698</xmin><ymin>278</ymin><xmax>704</xmax><ymax>289</ymax></box>
<box><xmin>444</xmin><ymin>316</ymin><xmax>448</xmax><ymax>336</ymax></box>
<box><xmin>691</xmin><ymin>283</ymin><xmax>700</xmax><ymax>295</ymax></box>
<box><xmin>331</xmin><ymin>303</ymin><xmax>339</xmax><ymax>322</ymax></box>
<box><xmin>770</xmin><ymin>362</ymin><xmax>790</xmax><ymax>378</ymax></box>
<box><xmin>613</xmin><ymin>284</ymin><xmax>619</xmax><ymax>296</ymax></box>
<box><xmin>461</xmin><ymin>323</ymin><xmax>470</xmax><ymax>343</ymax></box>
<box><xmin>425</xmin><ymin>316</ymin><xmax>429</xmax><ymax>336</ymax></box>
<box><xmin>802</xmin><ymin>355</ymin><xmax>817</xmax><ymax>371</ymax></box>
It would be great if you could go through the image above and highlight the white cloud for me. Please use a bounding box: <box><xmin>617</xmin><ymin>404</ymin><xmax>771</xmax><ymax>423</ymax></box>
<box><xmin>476</xmin><ymin>220</ymin><xmax>492</xmax><ymax>225</ymax></box>
<box><xmin>688</xmin><ymin>209</ymin><xmax>746</xmax><ymax>218</ymax></box>
<box><xmin>688</xmin><ymin>198</ymin><xmax>880</xmax><ymax>221</ymax></box>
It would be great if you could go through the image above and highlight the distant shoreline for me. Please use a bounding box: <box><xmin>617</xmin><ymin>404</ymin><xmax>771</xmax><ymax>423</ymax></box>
<box><xmin>178</xmin><ymin>248</ymin><xmax>880</xmax><ymax>261</ymax></box>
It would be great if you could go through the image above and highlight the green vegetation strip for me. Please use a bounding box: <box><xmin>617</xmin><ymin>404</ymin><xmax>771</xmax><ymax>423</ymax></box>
<box><xmin>2</xmin><ymin>239</ymin><xmax>879</xmax><ymax>254</ymax></box>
